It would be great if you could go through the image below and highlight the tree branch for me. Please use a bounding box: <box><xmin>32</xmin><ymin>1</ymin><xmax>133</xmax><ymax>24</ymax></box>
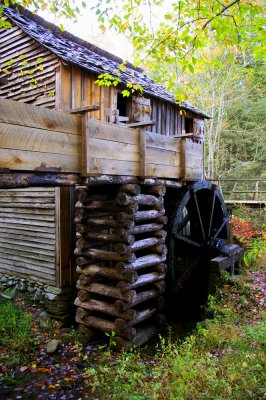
<box><xmin>140</xmin><ymin>0</ymin><xmax>242</xmax><ymax>62</ymax></box>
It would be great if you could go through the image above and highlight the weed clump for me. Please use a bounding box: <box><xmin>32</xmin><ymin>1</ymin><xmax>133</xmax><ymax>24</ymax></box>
<box><xmin>0</xmin><ymin>298</ymin><xmax>35</xmax><ymax>366</ymax></box>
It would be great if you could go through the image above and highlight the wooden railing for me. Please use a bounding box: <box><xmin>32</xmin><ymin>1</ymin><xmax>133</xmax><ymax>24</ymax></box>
<box><xmin>209</xmin><ymin>179</ymin><xmax>266</xmax><ymax>204</ymax></box>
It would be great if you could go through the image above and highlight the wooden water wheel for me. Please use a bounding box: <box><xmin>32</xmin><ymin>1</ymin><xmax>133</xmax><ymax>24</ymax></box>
<box><xmin>167</xmin><ymin>181</ymin><xmax>242</xmax><ymax>316</ymax></box>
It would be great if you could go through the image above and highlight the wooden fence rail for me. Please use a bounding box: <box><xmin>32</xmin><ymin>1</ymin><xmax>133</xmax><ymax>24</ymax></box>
<box><xmin>208</xmin><ymin>179</ymin><xmax>266</xmax><ymax>205</ymax></box>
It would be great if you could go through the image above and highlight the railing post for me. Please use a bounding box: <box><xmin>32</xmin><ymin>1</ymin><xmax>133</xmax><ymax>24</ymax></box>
<box><xmin>254</xmin><ymin>181</ymin><xmax>259</xmax><ymax>201</ymax></box>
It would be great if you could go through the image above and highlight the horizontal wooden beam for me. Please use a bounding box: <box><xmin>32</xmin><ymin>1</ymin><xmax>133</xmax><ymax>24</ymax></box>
<box><xmin>128</xmin><ymin>121</ymin><xmax>156</xmax><ymax>128</ymax></box>
<box><xmin>64</xmin><ymin>105</ymin><xmax>100</xmax><ymax>114</ymax></box>
<box><xmin>223</xmin><ymin>190</ymin><xmax>266</xmax><ymax>194</ymax></box>
<box><xmin>208</xmin><ymin>178</ymin><xmax>266</xmax><ymax>182</ymax></box>
<box><xmin>173</xmin><ymin>133</ymin><xmax>205</xmax><ymax>141</ymax></box>
<box><xmin>0</xmin><ymin>173</ymin><xmax>81</xmax><ymax>188</ymax></box>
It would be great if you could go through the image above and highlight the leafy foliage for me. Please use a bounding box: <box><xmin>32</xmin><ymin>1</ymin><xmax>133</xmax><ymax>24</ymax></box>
<box><xmin>0</xmin><ymin>0</ymin><xmax>86</xmax><ymax>21</ymax></box>
<box><xmin>94</xmin><ymin>71</ymin><xmax>144</xmax><ymax>97</ymax></box>
<box><xmin>230</xmin><ymin>214</ymin><xmax>266</xmax><ymax>266</ymax></box>
<box><xmin>92</xmin><ymin>0</ymin><xmax>265</xmax><ymax>100</ymax></box>
<box><xmin>230</xmin><ymin>215</ymin><xmax>264</xmax><ymax>247</ymax></box>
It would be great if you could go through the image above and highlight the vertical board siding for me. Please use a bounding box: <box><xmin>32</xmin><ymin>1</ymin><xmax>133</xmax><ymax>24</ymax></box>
<box><xmin>0</xmin><ymin>187</ymin><xmax>57</xmax><ymax>284</ymax></box>
<box><xmin>59</xmin><ymin>63</ymin><xmax>110</xmax><ymax>120</ymax></box>
<box><xmin>0</xmin><ymin>18</ymin><xmax>59</xmax><ymax>108</ymax></box>
<box><xmin>149</xmin><ymin>98</ymin><xmax>182</xmax><ymax>136</ymax></box>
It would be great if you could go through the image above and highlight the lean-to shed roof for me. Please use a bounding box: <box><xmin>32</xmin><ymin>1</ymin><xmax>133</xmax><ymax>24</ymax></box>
<box><xmin>3</xmin><ymin>5</ymin><xmax>210</xmax><ymax>118</ymax></box>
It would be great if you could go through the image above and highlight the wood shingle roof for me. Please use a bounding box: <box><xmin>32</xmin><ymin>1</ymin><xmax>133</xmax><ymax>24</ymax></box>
<box><xmin>2</xmin><ymin>5</ymin><xmax>210</xmax><ymax>118</ymax></box>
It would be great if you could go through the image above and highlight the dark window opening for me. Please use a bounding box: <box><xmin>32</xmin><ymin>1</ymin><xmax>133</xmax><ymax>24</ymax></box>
<box><xmin>117</xmin><ymin>92</ymin><xmax>128</xmax><ymax>117</ymax></box>
<box><xmin>185</xmin><ymin>117</ymin><xmax>193</xmax><ymax>133</ymax></box>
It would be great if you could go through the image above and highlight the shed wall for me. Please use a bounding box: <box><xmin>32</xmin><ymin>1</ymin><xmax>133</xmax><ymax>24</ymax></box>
<box><xmin>0</xmin><ymin>186</ymin><xmax>75</xmax><ymax>287</ymax></box>
<box><xmin>0</xmin><ymin>187</ymin><xmax>57</xmax><ymax>284</ymax></box>
<box><xmin>0</xmin><ymin>18</ymin><xmax>59</xmax><ymax>107</ymax></box>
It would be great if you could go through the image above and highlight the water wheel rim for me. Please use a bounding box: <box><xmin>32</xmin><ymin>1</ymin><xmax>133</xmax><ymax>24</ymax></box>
<box><xmin>168</xmin><ymin>181</ymin><xmax>230</xmax><ymax>293</ymax></box>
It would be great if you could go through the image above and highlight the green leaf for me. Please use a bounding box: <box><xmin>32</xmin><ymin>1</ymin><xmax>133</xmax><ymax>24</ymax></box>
<box><xmin>188</xmin><ymin>64</ymin><xmax>194</xmax><ymax>74</ymax></box>
<box><xmin>5</xmin><ymin>59</ymin><xmax>14</xmax><ymax>66</ymax></box>
<box><xmin>121</xmin><ymin>89</ymin><xmax>130</xmax><ymax>97</ymax></box>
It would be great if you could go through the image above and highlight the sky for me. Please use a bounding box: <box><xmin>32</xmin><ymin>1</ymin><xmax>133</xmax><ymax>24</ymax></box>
<box><xmin>37</xmin><ymin>5</ymin><xmax>133</xmax><ymax>61</ymax></box>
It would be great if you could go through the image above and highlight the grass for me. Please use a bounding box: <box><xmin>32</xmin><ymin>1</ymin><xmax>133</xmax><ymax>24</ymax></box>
<box><xmin>0</xmin><ymin>253</ymin><xmax>265</xmax><ymax>399</ymax></box>
<box><xmin>0</xmin><ymin>297</ymin><xmax>37</xmax><ymax>368</ymax></box>
<box><xmin>84</xmin><ymin>259</ymin><xmax>266</xmax><ymax>399</ymax></box>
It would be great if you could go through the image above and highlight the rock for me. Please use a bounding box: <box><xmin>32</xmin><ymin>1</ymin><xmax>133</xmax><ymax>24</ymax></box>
<box><xmin>46</xmin><ymin>339</ymin><xmax>60</xmax><ymax>354</ymax></box>
<box><xmin>19</xmin><ymin>283</ymin><xmax>27</xmax><ymax>292</ymax></box>
<box><xmin>39</xmin><ymin>311</ymin><xmax>51</xmax><ymax>329</ymax></box>
<box><xmin>27</xmin><ymin>286</ymin><xmax>36</xmax><ymax>294</ymax></box>
<box><xmin>34</xmin><ymin>288</ymin><xmax>43</xmax><ymax>302</ymax></box>
<box><xmin>45</xmin><ymin>286</ymin><xmax>73</xmax><ymax>295</ymax></box>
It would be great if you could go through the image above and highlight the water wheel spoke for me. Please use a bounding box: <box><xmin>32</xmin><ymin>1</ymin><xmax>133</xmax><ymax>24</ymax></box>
<box><xmin>212</xmin><ymin>213</ymin><xmax>230</xmax><ymax>240</ymax></box>
<box><xmin>208</xmin><ymin>189</ymin><xmax>216</xmax><ymax>238</ymax></box>
<box><xmin>176</xmin><ymin>214</ymin><xmax>190</xmax><ymax>232</ymax></box>
<box><xmin>193</xmin><ymin>192</ymin><xmax>206</xmax><ymax>241</ymax></box>
<box><xmin>174</xmin><ymin>233</ymin><xmax>202</xmax><ymax>248</ymax></box>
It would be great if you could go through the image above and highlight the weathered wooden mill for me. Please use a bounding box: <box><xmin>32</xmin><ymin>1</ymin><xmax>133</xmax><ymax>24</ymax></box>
<box><xmin>0</xmin><ymin>4</ymin><xmax>242</xmax><ymax>348</ymax></box>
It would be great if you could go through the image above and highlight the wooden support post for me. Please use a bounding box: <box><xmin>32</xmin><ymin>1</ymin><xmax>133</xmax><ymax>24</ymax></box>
<box><xmin>139</xmin><ymin>129</ymin><xmax>147</xmax><ymax>178</ymax></box>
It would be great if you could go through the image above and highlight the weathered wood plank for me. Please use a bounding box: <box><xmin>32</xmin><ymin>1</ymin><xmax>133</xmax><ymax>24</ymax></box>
<box><xmin>55</xmin><ymin>186</ymin><xmax>75</xmax><ymax>288</ymax></box>
<box><xmin>0</xmin><ymin>197</ymin><xmax>54</xmax><ymax>204</ymax></box>
<box><xmin>0</xmin><ymin>241</ymin><xmax>56</xmax><ymax>258</ymax></box>
<box><xmin>89</xmin><ymin>137</ymin><xmax>139</xmax><ymax>162</ymax></box>
<box><xmin>57</xmin><ymin>62</ymin><xmax>72</xmax><ymax>110</ymax></box>
<box><xmin>146</xmin><ymin>147</ymin><xmax>181</xmax><ymax>167</ymax></box>
<box><xmin>146</xmin><ymin>131</ymin><xmax>181</xmax><ymax>151</ymax></box>
<box><xmin>0</xmin><ymin>254</ymin><xmax>55</xmax><ymax>271</ymax></box>
<box><xmin>0</xmin><ymin>173</ymin><xmax>80</xmax><ymax>188</ymax></box>
<box><xmin>146</xmin><ymin>164</ymin><xmax>183</xmax><ymax>179</ymax></box>
<box><xmin>0</xmin><ymin>98</ymin><xmax>80</xmax><ymax>134</ymax></box>
<box><xmin>0</xmin><ymin>123</ymin><xmax>81</xmax><ymax>155</ymax></box>
<box><xmin>87</xmin><ymin>158</ymin><xmax>139</xmax><ymax>176</ymax></box>
<box><xmin>0</xmin><ymin>230</ymin><xmax>55</xmax><ymax>245</ymax></box>
<box><xmin>72</xmin><ymin>67</ymin><xmax>82</xmax><ymax>109</ymax></box>
<box><xmin>0</xmin><ymin>237</ymin><xmax>55</xmax><ymax>251</ymax></box>
<box><xmin>87</xmin><ymin>118</ymin><xmax>139</xmax><ymax>145</ymax></box>
<box><xmin>0</xmin><ymin>148</ymin><xmax>81</xmax><ymax>172</ymax></box>
<box><xmin>0</xmin><ymin>223</ymin><xmax>55</xmax><ymax>235</ymax></box>
<box><xmin>185</xmin><ymin>168</ymin><xmax>203</xmax><ymax>181</ymax></box>
<box><xmin>0</xmin><ymin>263</ymin><xmax>55</xmax><ymax>283</ymax></box>
<box><xmin>139</xmin><ymin>129</ymin><xmax>146</xmax><ymax>177</ymax></box>
<box><xmin>0</xmin><ymin>217</ymin><xmax>55</xmax><ymax>228</ymax></box>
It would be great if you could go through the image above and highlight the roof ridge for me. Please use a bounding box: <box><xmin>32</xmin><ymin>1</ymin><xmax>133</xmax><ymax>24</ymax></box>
<box><xmin>4</xmin><ymin>3</ymin><xmax>143</xmax><ymax>74</ymax></box>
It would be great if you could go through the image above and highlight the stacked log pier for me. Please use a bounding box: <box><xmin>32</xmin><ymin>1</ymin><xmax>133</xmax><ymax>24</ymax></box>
<box><xmin>74</xmin><ymin>182</ymin><xmax>168</xmax><ymax>349</ymax></box>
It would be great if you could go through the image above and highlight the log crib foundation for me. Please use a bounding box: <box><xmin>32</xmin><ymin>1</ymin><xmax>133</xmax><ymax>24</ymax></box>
<box><xmin>74</xmin><ymin>182</ymin><xmax>168</xmax><ymax>349</ymax></box>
